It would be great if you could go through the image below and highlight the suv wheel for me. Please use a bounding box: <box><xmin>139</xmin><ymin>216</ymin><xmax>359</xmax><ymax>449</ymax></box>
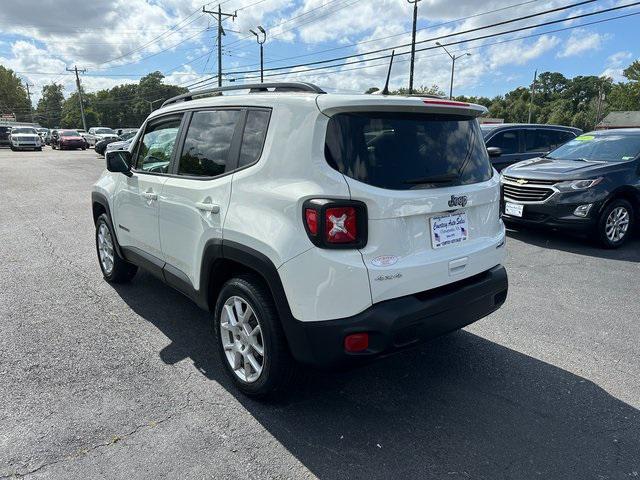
<box><xmin>214</xmin><ymin>275</ymin><xmax>298</xmax><ymax>397</ymax></box>
<box><xmin>95</xmin><ymin>213</ymin><xmax>137</xmax><ymax>282</ymax></box>
<box><xmin>597</xmin><ymin>199</ymin><xmax>634</xmax><ymax>248</ymax></box>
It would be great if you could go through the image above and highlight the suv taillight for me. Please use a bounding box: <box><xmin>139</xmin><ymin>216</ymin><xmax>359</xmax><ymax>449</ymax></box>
<box><xmin>303</xmin><ymin>199</ymin><xmax>367</xmax><ymax>249</ymax></box>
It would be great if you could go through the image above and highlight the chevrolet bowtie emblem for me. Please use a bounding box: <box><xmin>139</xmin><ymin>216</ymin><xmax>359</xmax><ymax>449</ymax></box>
<box><xmin>516</xmin><ymin>178</ymin><xmax>528</xmax><ymax>185</ymax></box>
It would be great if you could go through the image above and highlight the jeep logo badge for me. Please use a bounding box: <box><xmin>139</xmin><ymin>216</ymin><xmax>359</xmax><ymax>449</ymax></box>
<box><xmin>516</xmin><ymin>178</ymin><xmax>528</xmax><ymax>185</ymax></box>
<box><xmin>448</xmin><ymin>195</ymin><xmax>468</xmax><ymax>208</ymax></box>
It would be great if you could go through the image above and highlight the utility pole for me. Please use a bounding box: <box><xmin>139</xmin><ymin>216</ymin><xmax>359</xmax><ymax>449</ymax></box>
<box><xmin>67</xmin><ymin>65</ymin><xmax>87</xmax><ymax>131</ymax></box>
<box><xmin>595</xmin><ymin>83</ymin><xmax>605</xmax><ymax>127</ymax></box>
<box><xmin>250</xmin><ymin>26</ymin><xmax>266</xmax><ymax>83</ymax></box>
<box><xmin>528</xmin><ymin>70</ymin><xmax>537</xmax><ymax>124</ymax></box>
<box><xmin>436</xmin><ymin>43</ymin><xmax>471</xmax><ymax>99</ymax></box>
<box><xmin>203</xmin><ymin>5</ymin><xmax>237</xmax><ymax>87</ymax></box>
<box><xmin>407</xmin><ymin>0</ymin><xmax>422</xmax><ymax>94</ymax></box>
<box><xmin>23</xmin><ymin>80</ymin><xmax>35</xmax><ymax>123</ymax></box>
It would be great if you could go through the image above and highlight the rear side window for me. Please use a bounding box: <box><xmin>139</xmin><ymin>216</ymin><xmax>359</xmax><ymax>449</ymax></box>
<box><xmin>486</xmin><ymin>130</ymin><xmax>519</xmax><ymax>154</ymax></box>
<box><xmin>325</xmin><ymin>112</ymin><xmax>492</xmax><ymax>190</ymax></box>
<box><xmin>525</xmin><ymin>129</ymin><xmax>575</xmax><ymax>153</ymax></box>
<box><xmin>239</xmin><ymin>110</ymin><xmax>270</xmax><ymax>167</ymax></box>
<box><xmin>178</xmin><ymin>110</ymin><xmax>241</xmax><ymax>177</ymax></box>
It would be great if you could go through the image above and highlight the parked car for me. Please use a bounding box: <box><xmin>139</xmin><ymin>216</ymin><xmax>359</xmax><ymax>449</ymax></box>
<box><xmin>0</xmin><ymin>126</ymin><xmax>11</xmax><ymax>147</ymax></box>
<box><xmin>37</xmin><ymin>128</ymin><xmax>48</xmax><ymax>146</ymax></box>
<box><xmin>92</xmin><ymin>83</ymin><xmax>508</xmax><ymax>397</ymax></box>
<box><xmin>94</xmin><ymin>137</ymin><xmax>121</xmax><ymax>156</ymax></box>
<box><xmin>103</xmin><ymin>129</ymin><xmax>139</xmax><ymax>155</ymax></box>
<box><xmin>481</xmin><ymin>124</ymin><xmax>582</xmax><ymax>171</ymax></box>
<box><xmin>501</xmin><ymin>129</ymin><xmax>640</xmax><ymax>248</ymax></box>
<box><xmin>9</xmin><ymin>126</ymin><xmax>42</xmax><ymax>151</ymax></box>
<box><xmin>52</xmin><ymin>130</ymin><xmax>87</xmax><ymax>150</ymax></box>
<box><xmin>85</xmin><ymin>127</ymin><xmax>119</xmax><ymax>147</ymax></box>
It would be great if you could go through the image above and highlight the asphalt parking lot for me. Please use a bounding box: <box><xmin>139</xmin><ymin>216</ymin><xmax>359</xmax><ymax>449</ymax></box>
<box><xmin>1</xmin><ymin>147</ymin><xmax>639</xmax><ymax>480</ymax></box>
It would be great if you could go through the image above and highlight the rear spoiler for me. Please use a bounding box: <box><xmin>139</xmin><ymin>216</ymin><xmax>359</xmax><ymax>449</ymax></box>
<box><xmin>316</xmin><ymin>96</ymin><xmax>487</xmax><ymax>118</ymax></box>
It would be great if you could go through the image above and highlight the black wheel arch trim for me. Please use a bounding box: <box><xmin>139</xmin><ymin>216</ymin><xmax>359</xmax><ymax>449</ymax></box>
<box><xmin>91</xmin><ymin>191</ymin><xmax>124</xmax><ymax>258</ymax></box>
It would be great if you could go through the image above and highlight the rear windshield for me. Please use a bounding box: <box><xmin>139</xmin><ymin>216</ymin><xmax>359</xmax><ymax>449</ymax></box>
<box><xmin>61</xmin><ymin>131</ymin><xmax>80</xmax><ymax>136</ymax></box>
<box><xmin>325</xmin><ymin>112</ymin><xmax>492</xmax><ymax>190</ymax></box>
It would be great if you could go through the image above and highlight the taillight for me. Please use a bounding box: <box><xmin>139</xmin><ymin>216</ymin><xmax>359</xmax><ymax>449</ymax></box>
<box><xmin>303</xmin><ymin>199</ymin><xmax>367</xmax><ymax>249</ymax></box>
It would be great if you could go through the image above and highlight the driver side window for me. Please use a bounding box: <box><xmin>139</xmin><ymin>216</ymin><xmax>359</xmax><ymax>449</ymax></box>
<box><xmin>134</xmin><ymin>116</ymin><xmax>183</xmax><ymax>173</ymax></box>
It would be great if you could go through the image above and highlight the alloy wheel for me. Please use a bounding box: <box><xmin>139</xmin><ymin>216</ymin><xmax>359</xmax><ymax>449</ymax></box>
<box><xmin>97</xmin><ymin>223</ymin><xmax>115</xmax><ymax>275</ymax></box>
<box><xmin>605</xmin><ymin>206</ymin><xmax>630</xmax><ymax>243</ymax></box>
<box><xmin>220</xmin><ymin>296</ymin><xmax>264</xmax><ymax>383</ymax></box>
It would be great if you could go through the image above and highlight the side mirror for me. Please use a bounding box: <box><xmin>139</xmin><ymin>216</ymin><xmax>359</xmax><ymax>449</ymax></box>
<box><xmin>106</xmin><ymin>150</ymin><xmax>132</xmax><ymax>177</ymax></box>
<box><xmin>487</xmin><ymin>146</ymin><xmax>502</xmax><ymax>157</ymax></box>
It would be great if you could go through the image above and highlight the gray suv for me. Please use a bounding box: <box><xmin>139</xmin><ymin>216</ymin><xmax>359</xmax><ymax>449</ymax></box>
<box><xmin>481</xmin><ymin>124</ymin><xmax>582</xmax><ymax>171</ymax></box>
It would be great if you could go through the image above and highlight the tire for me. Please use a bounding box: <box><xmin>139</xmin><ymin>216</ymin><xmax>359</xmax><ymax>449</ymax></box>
<box><xmin>37</xmin><ymin>147</ymin><xmax>42</xmax><ymax>151</ymax></box>
<box><xmin>95</xmin><ymin>213</ymin><xmax>137</xmax><ymax>283</ymax></box>
<box><xmin>82</xmin><ymin>146</ymin><xmax>86</xmax><ymax>150</ymax></box>
<box><xmin>214</xmin><ymin>275</ymin><xmax>299</xmax><ymax>398</ymax></box>
<box><xmin>596</xmin><ymin>198</ymin><xmax>634</xmax><ymax>248</ymax></box>
<box><xmin>10</xmin><ymin>146</ymin><xmax>15</xmax><ymax>151</ymax></box>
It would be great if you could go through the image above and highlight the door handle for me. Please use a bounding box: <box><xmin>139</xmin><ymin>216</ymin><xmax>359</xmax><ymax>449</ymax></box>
<box><xmin>143</xmin><ymin>192</ymin><xmax>157</xmax><ymax>201</ymax></box>
<box><xmin>195</xmin><ymin>202</ymin><xmax>220</xmax><ymax>214</ymax></box>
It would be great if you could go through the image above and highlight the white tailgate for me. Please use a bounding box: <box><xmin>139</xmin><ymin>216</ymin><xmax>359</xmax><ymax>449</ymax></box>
<box><xmin>349</xmin><ymin>174</ymin><xmax>506</xmax><ymax>304</ymax></box>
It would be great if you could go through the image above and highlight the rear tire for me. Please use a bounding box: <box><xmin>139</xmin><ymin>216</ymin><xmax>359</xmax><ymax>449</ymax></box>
<box><xmin>214</xmin><ymin>275</ymin><xmax>299</xmax><ymax>398</ymax></box>
<box><xmin>597</xmin><ymin>199</ymin><xmax>634</xmax><ymax>248</ymax></box>
<box><xmin>95</xmin><ymin>213</ymin><xmax>137</xmax><ymax>283</ymax></box>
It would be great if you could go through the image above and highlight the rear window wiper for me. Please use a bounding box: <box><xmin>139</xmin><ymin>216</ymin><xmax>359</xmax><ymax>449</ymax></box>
<box><xmin>404</xmin><ymin>173</ymin><xmax>459</xmax><ymax>185</ymax></box>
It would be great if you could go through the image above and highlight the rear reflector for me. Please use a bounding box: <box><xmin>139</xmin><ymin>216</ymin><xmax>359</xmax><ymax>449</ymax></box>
<box><xmin>305</xmin><ymin>208</ymin><xmax>318</xmax><ymax>235</ymax></box>
<box><xmin>344</xmin><ymin>333</ymin><xmax>369</xmax><ymax>353</ymax></box>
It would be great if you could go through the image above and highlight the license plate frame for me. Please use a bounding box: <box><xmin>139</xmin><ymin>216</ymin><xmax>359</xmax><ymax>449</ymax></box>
<box><xmin>429</xmin><ymin>211</ymin><xmax>469</xmax><ymax>249</ymax></box>
<box><xmin>505</xmin><ymin>202</ymin><xmax>524</xmax><ymax>217</ymax></box>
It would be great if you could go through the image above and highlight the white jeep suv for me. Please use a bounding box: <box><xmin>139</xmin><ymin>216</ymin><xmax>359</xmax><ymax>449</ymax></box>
<box><xmin>92</xmin><ymin>83</ymin><xmax>508</xmax><ymax>397</ymax></box>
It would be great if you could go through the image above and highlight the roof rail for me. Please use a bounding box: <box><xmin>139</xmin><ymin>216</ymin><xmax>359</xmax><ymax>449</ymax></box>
<box><xmin>161</xmin><ymin>82</ymin><xmax>326</xmax><ymax>108</ymax></box>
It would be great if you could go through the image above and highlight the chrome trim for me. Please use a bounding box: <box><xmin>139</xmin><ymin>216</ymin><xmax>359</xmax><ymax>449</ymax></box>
<box><xmin>501</xmin><ymin>177</ymin><xmax>559</xmax><ymax>204</ymax></box>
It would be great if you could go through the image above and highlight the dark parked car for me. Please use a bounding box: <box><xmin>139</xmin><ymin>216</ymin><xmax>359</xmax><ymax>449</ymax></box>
<box><xmin>0</xmin><ymin>126</ymin><xmax>11</xmax><ymax>147</ymax></box>
<box><xmin>482</xmin><ymin>124</ymin><xmax>582</xmax><ymax>171</ymax></box>
<box><xmin>501</xmin><ymin>129</ymin><xmax>640</xmax><ymax>248</ymax></box>
<box><xmin>94</xmin><ymin>136</ymin><xmax>121</xmax><ymax>156</ymax></box>
<box><xmin>52</xmin><ymin>130</ymin><xmax>87</xmax><ymax>150</ymax></box>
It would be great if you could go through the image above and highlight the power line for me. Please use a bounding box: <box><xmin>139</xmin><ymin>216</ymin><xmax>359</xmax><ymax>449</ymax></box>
<box><xmin>227</xmin><ymin>0</ymin><xmax>541</xmax><ymax>70</ymax></box>
<box><xmin>219</xmin><ymin>0</ymin><xmax>604</xmax><ymax>78</ymax></box>
<box><xmin>197</xmin><ymin>9</ymin><xmax>640</xmax><ymax>87</ymax></box>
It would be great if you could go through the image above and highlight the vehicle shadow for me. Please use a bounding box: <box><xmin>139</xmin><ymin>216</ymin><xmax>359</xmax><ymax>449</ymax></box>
<box><xmin>506</xmin><ymin>224</ymin><xmax>640</xmax><ymax>262</ymax></box>
<box><xmin>111</xmin><ymin>273</ymin><xmax>640</xmax><ymax>480</ymax></box>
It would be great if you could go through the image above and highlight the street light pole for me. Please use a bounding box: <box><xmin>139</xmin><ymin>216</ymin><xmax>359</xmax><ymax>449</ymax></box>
<box><xmin>436</xmin><ymin>43</ymin><xmax>471</xmax><ymax>99</ymax></box>
<box><xmin>250</xmin><ymin>26</ymin><xmax>267</xmax><ymax>83</ymax></box>
<box><xmin>407</xmin><ymin>0</ymin><xmax>422</xmax><ymax>94</ymax></box>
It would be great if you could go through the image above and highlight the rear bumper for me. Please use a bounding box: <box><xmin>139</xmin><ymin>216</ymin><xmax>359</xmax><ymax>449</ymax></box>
<box><xmin>285</xmin><ymin>265</ymin><xmax>508</xmax><ymax>369</ymax></box>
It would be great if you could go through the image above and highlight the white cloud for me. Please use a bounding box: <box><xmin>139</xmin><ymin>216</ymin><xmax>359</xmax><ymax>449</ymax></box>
<box><xmin>488</xmin><ymin>35</ymin><xmax>561</xmax><ymax>68</ymax></box>
<box><xmin>600</xmin><ymin>50</ymin><xmax>634</xmax><ymax>82</ymax></box>
<box><xmin>557</xmin><ymin>29</ymin><xmax>607</xmax><ymax>58</ymax></box>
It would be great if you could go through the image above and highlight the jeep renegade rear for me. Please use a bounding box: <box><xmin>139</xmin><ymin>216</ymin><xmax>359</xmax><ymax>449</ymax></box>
<box><xmin>92</xmin><ymin>83</ymin><xmax>508</xmax><ymax>397</ymax></box>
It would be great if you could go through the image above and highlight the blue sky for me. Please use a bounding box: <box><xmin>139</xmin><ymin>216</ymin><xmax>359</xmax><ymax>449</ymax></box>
<box><xmin>0</xmin><ymin>0</ymin><xmax>638</xmax><ymax>102</ymax></box>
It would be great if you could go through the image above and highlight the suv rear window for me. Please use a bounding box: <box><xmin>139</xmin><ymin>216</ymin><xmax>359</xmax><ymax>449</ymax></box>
<box><xmin>325</xmin><ymin>112</ymin><xmax>492</xmax><ymax>190</ymax></box>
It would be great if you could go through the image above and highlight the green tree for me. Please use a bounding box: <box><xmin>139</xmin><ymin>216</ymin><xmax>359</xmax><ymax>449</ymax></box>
<box><xmin>61</xmin><ymin>91</ymin><xmax>99</xmax><ymax>129</ymax></box>
<box><xmin>36</xmin><ymin>83</ymin><xmax>64</xmax><ymax>128</ymax></box>
<box><xmin>622</xmin><ymin>60</ymin><xmax>640</xmax><ymax>82</ymax></box>
<box><xmin>0</xmin><ymin>66</ymin><xmax>31</xmax><ymax>122</ymax></box>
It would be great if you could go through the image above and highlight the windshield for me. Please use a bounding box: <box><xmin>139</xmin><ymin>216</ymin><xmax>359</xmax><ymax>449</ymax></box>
<box><xmin>325</xmin><ymin>112</ymin><xmax>492</xmax><ymax>190</ymax></box>
<box><xmin>121</xmin><ymin>131</ymin><xmax>137</xmax><ymax>140</ymax></box>
<box><xmin>548</xmin><ymin>133</ymin><xmax>640</xmax><ymax>162</ymax></box>
<box><xmin>11</xmin><ymin>128</ymin><xmax>37</xmax><ymax>135</ymax></box>
<box><xmin>479</xmin><ymin>124</ymin><xmax>500</xmax><ymax>137</ymax></box>
<box><xmin>62</xmin><ymin>131</ymin><xmax>80</xmax><ymax>137</ymax></box>
<box><xmin>95</xmin><ymin>128</ymin><xmax>115</xmax><ymax>135</ymax></box>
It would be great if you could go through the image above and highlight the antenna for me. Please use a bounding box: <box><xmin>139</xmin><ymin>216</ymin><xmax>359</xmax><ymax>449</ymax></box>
<box><xmin>381</xmin><ymin>50</ymin><xmax>395</xmax><ymax>96</ymax></box>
